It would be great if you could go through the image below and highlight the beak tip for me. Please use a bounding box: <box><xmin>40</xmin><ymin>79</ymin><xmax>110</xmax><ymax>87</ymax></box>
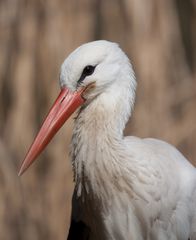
<box><xmin>18</xmin><ymin>172</ymin><xmax>22</xmax><ymax>177</ymax></box>
<box><xmin>18</xmin><ymin>167</ymin><xmax>24</xmax><ymax>177</ymax></box>
<box><xmin>18</xmin><ymin>161</ymin><xmax>28</xmax><ymax>177</ymax></box>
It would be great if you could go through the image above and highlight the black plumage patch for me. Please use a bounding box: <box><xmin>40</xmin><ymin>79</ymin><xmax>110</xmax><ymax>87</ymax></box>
<box><xmin>67</xmin><ymin>220</ymin><xmax>90</xmax><ymax>240</ymax></box>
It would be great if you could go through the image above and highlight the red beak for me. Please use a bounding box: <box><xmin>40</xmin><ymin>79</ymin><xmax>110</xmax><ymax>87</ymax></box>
<box><xmin>18</xmin><ymin>87</ymin><xmax>85</xmax><ymax>176</ymax></box>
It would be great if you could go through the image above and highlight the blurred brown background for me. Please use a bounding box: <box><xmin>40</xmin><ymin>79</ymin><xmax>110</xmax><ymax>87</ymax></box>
<box><xmin>0</xmin><ymin>0</ymin><xmax>196</xmax><ymax>239</ymax></box>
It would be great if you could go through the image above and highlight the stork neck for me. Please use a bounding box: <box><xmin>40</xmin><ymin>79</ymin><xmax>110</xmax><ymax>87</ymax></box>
<box><xmin>71</xmin><ymin>78</ymin><xmax>135</xmax><ymax>198</ymax></box>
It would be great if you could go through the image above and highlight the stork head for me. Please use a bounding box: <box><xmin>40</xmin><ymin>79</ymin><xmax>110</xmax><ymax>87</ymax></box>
<box><xmin>60</xmin><ymin>40</ymin><xmax>133</xmax><ymax>100</ymax></box>
<box><xmin>18</xmin><ymin>40</ymin><xmax>135</xmax><ymax>176</ymax></box>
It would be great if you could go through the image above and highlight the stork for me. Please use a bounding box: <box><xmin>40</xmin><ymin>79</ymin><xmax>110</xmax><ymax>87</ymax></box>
<box><xmin>19</xmin><ymin>40</ymin><xmax>196</xmax><ymax>240</ymax></box>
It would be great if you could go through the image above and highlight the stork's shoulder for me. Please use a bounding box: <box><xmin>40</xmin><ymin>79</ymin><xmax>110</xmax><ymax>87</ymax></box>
<box><xmin>123</xmin><ymin>136</ymin><xmax>196</xmax><ymax>185</ymax></box>
<box><xmin>143</xmin><ymin>137</ymin><xmax>195</xmax><ymax>169</ymax></box>
<box><xmin>124</xmin><ymin>136</ymin><xmax>194</xmax><ymax>168</ymax></box>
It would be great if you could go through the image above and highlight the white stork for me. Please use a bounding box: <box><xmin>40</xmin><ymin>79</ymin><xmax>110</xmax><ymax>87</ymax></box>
<box><xmin>19</xmin><ymin>40</ymin><xmax>196</xmax><ymax>240</ymax></box>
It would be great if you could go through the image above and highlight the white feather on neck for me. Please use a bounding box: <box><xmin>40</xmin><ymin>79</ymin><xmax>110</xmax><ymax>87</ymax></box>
<box><xmin>71</xmin><ymin>70</ymin><xmax>136</xmax><ymax>201</ymax></box>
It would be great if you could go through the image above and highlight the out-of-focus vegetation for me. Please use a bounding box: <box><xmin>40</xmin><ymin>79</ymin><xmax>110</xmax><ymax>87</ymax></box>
<box><xmin>0</xmin><ymin>0</ymin><xmax>196</xmax><ymax>239</ymax></box>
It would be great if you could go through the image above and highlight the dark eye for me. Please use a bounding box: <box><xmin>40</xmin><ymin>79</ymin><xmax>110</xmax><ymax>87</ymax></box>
<box><xmin>77</xmin><ymin>65</ymin><xmax>96</xmax><ymax>85</ymax></box>
<box><xmin>83</xmin><ymin>65</ymin><xmax>95</xmax><ymax>76</ymax></box>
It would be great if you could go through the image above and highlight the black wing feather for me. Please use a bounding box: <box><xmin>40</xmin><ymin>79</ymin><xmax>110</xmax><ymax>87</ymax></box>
<box><xmin>67</xmin><ymin>219</ymin><xmax>90</xmax><ymax>240</ymax></box>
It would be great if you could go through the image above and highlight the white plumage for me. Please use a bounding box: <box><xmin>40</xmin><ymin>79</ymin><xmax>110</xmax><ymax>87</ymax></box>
<box><xmin>20</xmin><ymin>40</ymin><xmax>196</xmax><ymax>239</ymax></box>
<box><xmin>62</xmin><ymin>41</ymin><xmax>196</xmax><ymax>240</ymax></box>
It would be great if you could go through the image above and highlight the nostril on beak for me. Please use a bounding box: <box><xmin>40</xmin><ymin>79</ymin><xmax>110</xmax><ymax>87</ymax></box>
<box><xmin>60</xmin><ymin>97</ymin><xmax>65</xmax><ymax>103</ymax></box>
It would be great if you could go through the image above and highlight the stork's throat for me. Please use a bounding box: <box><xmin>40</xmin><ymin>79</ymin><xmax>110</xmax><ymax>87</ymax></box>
<box><xmin>72</xmin><ymin>97</ymin><xmax>127</xmax><ymax>199</ymax></box>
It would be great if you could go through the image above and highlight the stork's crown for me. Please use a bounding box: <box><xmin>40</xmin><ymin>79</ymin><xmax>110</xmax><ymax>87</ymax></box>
<box><xmin>60</xmin><ymin>40</ymin><xmax>136</xmax><ymax>100</ymax></box>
